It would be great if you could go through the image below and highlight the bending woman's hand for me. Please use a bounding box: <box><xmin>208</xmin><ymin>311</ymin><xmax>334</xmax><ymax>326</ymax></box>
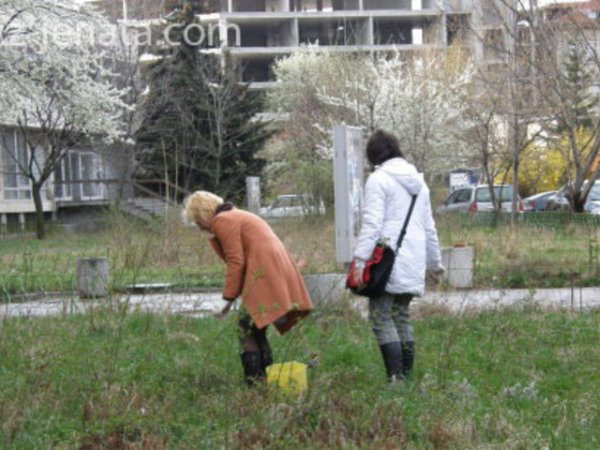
<box><xmin>217</xmin><ymin>298</ymin><xmax>235</xmax><ymax>320</ymax></box>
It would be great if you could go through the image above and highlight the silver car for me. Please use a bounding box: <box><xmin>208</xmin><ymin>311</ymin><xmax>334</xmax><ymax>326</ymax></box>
<box><xmin>438</xmin><ymin>185</ymin><xmax>522</xmax><ymax>214</ymax></box>
<box><xmin>545</xmin><ymin>181</ymin><xmax>600</xmax><ymax>214</ymax></box>
<box><xmin>259</xmin><ymin>194</ymin><xmax>325</xmax><ymax>220</ymax></box>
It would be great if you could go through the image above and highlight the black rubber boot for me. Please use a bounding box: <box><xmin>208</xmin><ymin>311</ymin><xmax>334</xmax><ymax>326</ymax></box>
<box><xmin>260</xmin><ymin>349</ymin><xmax>273</xmax><ymax>373</ymax></box>
<box><xmin>255</xmin><ymin>330</ymin><xmax>273</xmax><ymax>373</ymax></box>
<box><xmin>379</xmin><ymin>342</ymin><xmax>404</xmax><ymax>382</ymax></box>
<box><xmin>401</xmin><ymin>341</ymin><xmax>415</xmax><ymax>379</ymax></box>
<box><xmin>240</xmin><ymin>351</ymin><xmax>264</xmax><ymax>386</ymax></box>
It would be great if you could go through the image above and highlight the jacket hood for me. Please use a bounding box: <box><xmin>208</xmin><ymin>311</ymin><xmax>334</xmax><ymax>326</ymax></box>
<box><xmin>378</xmin><ymin>157</ymin><xmax>423</xmax><ymax>196</ymax></box>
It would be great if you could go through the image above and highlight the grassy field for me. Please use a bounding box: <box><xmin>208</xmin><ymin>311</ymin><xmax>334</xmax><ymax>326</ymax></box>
<box><xmin>1</xmin><ymin>304</ymin><xmax>599</xmax><ymax>448</ymax></box>
<box><xmin>436</xmin><ymin>214</ymin><xmax>600</xmax><ymax>288</ymax></box>
<box><xmin>2</xmin><ymin>211</ymin><xmax>600</xmax><ymax>300</ymax></box>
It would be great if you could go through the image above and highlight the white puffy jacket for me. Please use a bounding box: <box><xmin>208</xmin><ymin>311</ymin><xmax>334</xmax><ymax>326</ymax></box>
<box><xmin>353</xmin><ymin>157</ymin><xmax>443</xmax><ymax>297</ymax></box>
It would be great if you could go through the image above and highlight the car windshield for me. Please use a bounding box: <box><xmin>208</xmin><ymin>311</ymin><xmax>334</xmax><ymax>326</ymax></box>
<box><xmin>475</xmin><ymin>186</ymin><xmax>513</xmax><ymax>202</ymax></box>
<box><xmin>588</xmin><ymin>183</ymin><xmax>600</xmax><ymax>201</ymax></box>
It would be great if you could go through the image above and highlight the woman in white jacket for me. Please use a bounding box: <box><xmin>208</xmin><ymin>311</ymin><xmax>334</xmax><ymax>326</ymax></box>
<box><xmin>352</xmin><ymin>129</ymin><xmax>444</xmax><ymax>382</ymax></box>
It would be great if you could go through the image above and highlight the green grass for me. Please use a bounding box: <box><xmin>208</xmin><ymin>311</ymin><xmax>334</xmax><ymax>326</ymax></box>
<box><xmin>0</xmin><ymin>213</ymin><xmax>226</xmax><ymax>299</ymax></box>
<box><xmin>436</xmin><ymin>214</ymin><xmax>600</xmax><ymax>288</ymax></box>
<box><xmin>1</xmin><ymin>305</ymin><xmax>599</xmax><ymax>448</ymax></box>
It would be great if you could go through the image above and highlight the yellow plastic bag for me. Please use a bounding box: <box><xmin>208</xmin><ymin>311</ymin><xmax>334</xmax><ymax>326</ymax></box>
<box><xmin>266</xmin><ymin>361</ymin><xmax>308</xmax><ymax>395</ymax></box>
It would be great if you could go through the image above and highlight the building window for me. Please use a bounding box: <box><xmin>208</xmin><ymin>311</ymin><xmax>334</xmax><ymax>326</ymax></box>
<box><xmin>1</xmin><ymin>131</ymin><xmax>32</xmax><ymax>200</ymax></box>
<box><xmin>76</xmin><ymin>151</ymin><xmax>105</xmax><ymax>200</ymax></box>
<box><xmin>54</xmin><ymin>152</ymin><xmax>73</xmax><ymax>201</ymax></box>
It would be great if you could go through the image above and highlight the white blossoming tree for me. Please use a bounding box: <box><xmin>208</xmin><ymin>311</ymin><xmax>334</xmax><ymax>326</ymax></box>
<box><xmin>264</xmin><ymin>47</ymin><xmax>376</xmax><ymax>203</ymax></box>
<box><xmin>267</xmin><ymin>45</ymin><xmax>475</xmax><ymax>200</ymax></box>
<box><xmin>0</xmin><ymin>0</ymin><xmax>129</xmax><ymax>238</ymax></box>
<box><xmin>325</xmin><ymin>50</ymin><xmax>476</xmax><ymax>176</ymax></box>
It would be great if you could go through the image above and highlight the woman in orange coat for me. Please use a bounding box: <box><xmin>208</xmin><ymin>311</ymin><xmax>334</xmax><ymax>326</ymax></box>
<box><xmin>182</xmin><ymin>191</ymin><xmax>313</xmax><ymax>385</ymax></box>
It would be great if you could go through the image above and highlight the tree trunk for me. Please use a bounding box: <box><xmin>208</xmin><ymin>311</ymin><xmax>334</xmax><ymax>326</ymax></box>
<box><xmin>511</xmin><ymin>156</ymin><xmax>520</xmax><ymax>225</ymax></box>
<box><xmin>32</xmin><ymin>182</ymin><xmax>46</xmax><ymax>240</ymax></box>
<box><xmin>508</xmin><ymin>115</ymin><xmax>520</xmax><ymax>226</ymax></box>
<box><xmin>573</xmin><ymin>193</ymin><xmax>586</xmax><ymax>213</ymax></box>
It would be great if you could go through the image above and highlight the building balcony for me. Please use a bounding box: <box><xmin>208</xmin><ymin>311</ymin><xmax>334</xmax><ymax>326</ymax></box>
<box><xmin>208</xmin><ymin>42</ymin><xmax>442</xmax><ymax>58</ymax></box>
<box><xmin>201</xmin><ymin>9</ymin><xmax>444</xmax><ymax>23</ymax></box>
<box><xmin>219</xmin><ymin>0</ymin><xmax>462</xmax><ymax>13</ymax></box>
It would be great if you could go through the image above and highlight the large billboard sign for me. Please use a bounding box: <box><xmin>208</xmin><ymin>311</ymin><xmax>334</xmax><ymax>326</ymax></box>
<box><xmin>333</xmin><ymin>125</ymin><xmax>365</xmax><ymax>263</ymax></box>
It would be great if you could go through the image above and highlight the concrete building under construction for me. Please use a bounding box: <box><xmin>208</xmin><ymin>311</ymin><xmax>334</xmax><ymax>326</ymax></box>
<box><xmin>197</xmin><ymin>0</ymin><xmax>503</xmax><ymax>87</ymax></box>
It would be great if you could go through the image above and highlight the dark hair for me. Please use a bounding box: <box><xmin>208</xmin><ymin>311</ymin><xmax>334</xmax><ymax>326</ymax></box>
<box><xmin>366</xmin><ymin>129</ymin><xmax>403</xmax><ymax>166</ymax></box>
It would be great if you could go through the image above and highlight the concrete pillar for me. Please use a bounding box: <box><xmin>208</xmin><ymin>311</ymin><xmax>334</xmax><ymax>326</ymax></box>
<box><xmin>246</xmin><ymin>176</ymin><xmax>261</xmax><ymax>214</ymax></box>
<box><xmin>77</xmin><ymin>258</ymin><xmax>110</xmax><ymax>299</ymax></box>
<box><xmin>412</xmin><ymin>28</ymin><xmax>423</xmax><ymax>45</ymax></box>
<box><xmin>291</xmin><ymin>18</ymin><xmax>299</xmax><ymax>46</ymax></box>
<box><xmin>18</xmin><ymin>213</ymin><xmax>25</xmax><ymax>232</ymax></box>
<box><xmin>361</xmin><ymin>17</ymin><xmax>373</xmax><ymax>45</ymax></box>
<box><xmin>439</xmin><ymin>11</ymin><xmax>448</xmax><ymax>47</ymax></box>
<box><xmin>0</xmin><ymin>214</ymin><xmax>6</xmax><ymax>235</ymax></box>
<box><xmin>218</xmin><ymin>18</ymin><xmax>228</xmax><ymax>47</ymax></box>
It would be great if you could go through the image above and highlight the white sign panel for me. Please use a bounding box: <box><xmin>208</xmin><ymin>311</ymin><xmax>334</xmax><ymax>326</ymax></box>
<box><xmin>333</xmin><ymin>125</ymin><xmax>365</xmax><ymax>263</ymax></box>
<box><xmin>449</xmin><ymin>172</ymin><xmax>470</xmax><ymax>191</ymax></box>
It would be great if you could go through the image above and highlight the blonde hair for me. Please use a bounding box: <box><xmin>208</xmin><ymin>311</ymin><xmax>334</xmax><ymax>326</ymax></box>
<box><xmin>182</xmin><ymin>190</ymin><xmax>224</xmax><ymax>226</ymax></box>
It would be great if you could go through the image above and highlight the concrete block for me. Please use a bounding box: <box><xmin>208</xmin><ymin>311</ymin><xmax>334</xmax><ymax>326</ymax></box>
<box><xmin>302</xmin><ymin>273</ymin><xmax>348</xmax><ymax>306</ymax></box>
<box><xmin>441</xmin><ymin>246</ymin><xmax>474</xmax><ymax>288</ymax></box>
<box><xmin>77</xmin><ymin>258</ymin><xmax>109</xmax><ymax>299</ymax></box>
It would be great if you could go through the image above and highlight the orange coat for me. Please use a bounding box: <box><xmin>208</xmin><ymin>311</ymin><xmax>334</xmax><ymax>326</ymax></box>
<box><xmin>208</xmin><ymin>208</ymin><xmax>313</xmax><ymax>333</ymax></box>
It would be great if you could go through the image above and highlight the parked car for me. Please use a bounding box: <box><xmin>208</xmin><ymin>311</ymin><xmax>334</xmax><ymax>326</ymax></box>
<box><xmin>544</xmin><ymin>188</ymin><xmax>570</xmax><ymax>212</ymax></box>
<box><xmin>582</xmin><ymin>181</ymin><xmax>600</xmax><ymax>214</ymax></box>
<box><xmin>437</xmin><ymin>184</ymin><xmax>523</xmax><ymax>214</ymax></box>
<box><xmin>259</xmin><ymin>194</ymin><xmax>325</xmax><ymax>220</ymax></box>
<box><xmin>522</xmin><ymin>190</ymin><xmax>557</xmax><ymax>212</ymax></box>
<box><xmin>545</xmin><ymin>180</ymin><xmax>600</xmax><ymax>213</ymax></box>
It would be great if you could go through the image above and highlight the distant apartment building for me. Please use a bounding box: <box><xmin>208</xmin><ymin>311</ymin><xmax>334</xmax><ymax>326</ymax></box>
<box><xmin>196</xmin><ymin>0</ymin><xmax>507</xmax><ymax>87</ymax></box>
<box><xmin>539</xmin><ymin>0</ymin><xmax>600</xmax><ymax>53</ymax></box>
<box><xmin>0</xmin><ymin>125</ymin><xmax>130</xmax><ymax>232</ymax></box>
<box><xmin>99</xmin><ymin>1</ymin><xmax>599</xmax><ymax>85</ymax></box>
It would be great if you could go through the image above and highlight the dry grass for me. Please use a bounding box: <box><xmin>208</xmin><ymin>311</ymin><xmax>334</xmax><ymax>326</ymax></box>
<box><xmin>270</xmin><ymin>215</ymin><xmax>342</xmax><ymax>274</ymax></box>
<box><xmin>2</xmin><ymin>210</ymin><xmax>600</xmax><ymax>299</ymax></box>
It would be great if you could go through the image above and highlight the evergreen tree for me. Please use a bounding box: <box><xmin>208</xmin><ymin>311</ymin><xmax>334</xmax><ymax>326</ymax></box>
<box><xmin>136</xmin><ymin>0</ymin><xmax>270</xmax><ymax>201</ymax></box>
<box><xmin>560</xmin><ymin>40</ymin><xmax>598</xmax><ymax>131</ymax></box>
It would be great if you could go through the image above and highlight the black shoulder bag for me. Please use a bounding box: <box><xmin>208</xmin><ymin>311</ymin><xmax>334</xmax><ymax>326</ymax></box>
<box><xmin>346</xmin><ymin>194</ymin><xmax>418</xmax><ymax>297</ymax></box>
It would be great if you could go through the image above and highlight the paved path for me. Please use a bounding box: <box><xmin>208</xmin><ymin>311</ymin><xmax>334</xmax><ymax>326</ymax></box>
<box><xmin>427</xmin><ymin>286</ymin><xmax>600</xmax><ymax>312</ymax></box>
<box><xmin>0</xmin><ymin>291</ymin><xmax>229</xmax><ymax>319</ymax></box>
<box><xmin>2</xmin><ymin>286</ymin><xmax>600</xmax><ymax>319</ymax></box>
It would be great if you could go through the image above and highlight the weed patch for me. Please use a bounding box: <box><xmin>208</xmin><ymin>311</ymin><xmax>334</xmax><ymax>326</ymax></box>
<box><xmin>1</xmin><ymin>307</ymin><xmax>600</xmax><ymax>448</ymax></box>
<box><xmin>2</xmin><ymin>212</ymin><xmax>599</xmax><ymax>299</ymax></box>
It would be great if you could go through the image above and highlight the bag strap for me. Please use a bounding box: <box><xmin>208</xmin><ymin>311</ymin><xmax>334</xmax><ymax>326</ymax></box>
<box><xmin>394</xmin><ymin>194</ymin><xmax>417</xmax><ymax>253</ymax></box>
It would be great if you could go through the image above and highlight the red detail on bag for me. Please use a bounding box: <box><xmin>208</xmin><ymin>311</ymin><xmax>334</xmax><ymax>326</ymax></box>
<box><xmin>346</xmin><ymin>244</ymin><xmax>385</xmax><ymax>288</ymax></box>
